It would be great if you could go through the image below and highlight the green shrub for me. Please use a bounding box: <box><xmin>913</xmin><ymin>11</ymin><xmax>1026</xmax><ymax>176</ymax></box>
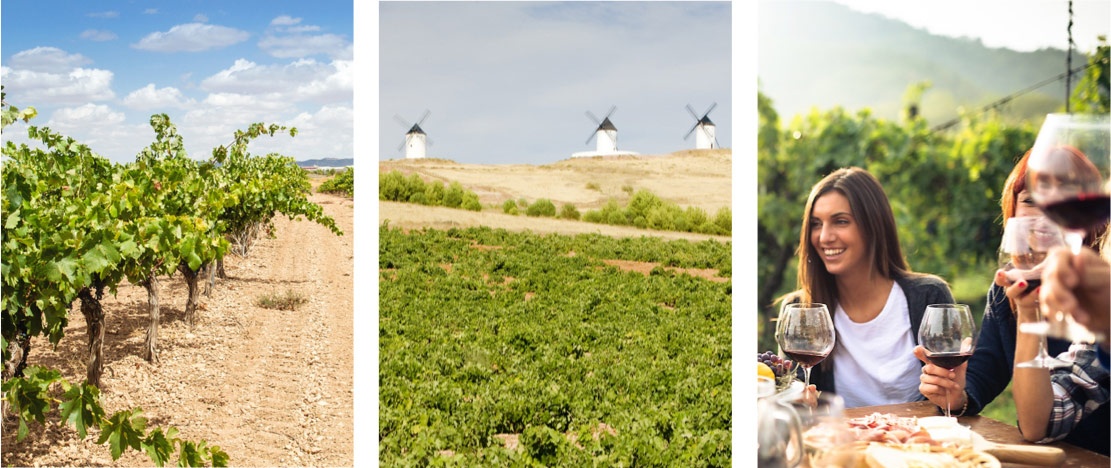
<box><xmin>409</xmin><ymin>192</ymin><xmax>428</xmax><ymax>205</ymax></box>
<box><xmin>585</xmin><ymin>181</ymin><xmax>601</xmax><ymax>191</ymax></box>
<box><xmin>526</xmin><ymin>198</ymin><xmax>557</xmax><ymax>217</ymax></box>
<box><xmin>444</xmin><ymin>181</ymin><xmax>465</xmax><ymax>208</ymax></box>
<box><xmin>621</xmin><ymin>184</ymin><xmax>634</xmax><ymax>195</ymax></box>
<box><xmin>425</xmin><ymin>181</ymin><xmax>445</xmax><ymax>206</ymax></box>
<box><xmin>318</xmin><ymin>167</ymin><xmax>353</xmax><ymax>197</ymax></box>
<box><xmin>462</xmin><ymin>192</ymin><xmax>482</xmax><ymax>211</ymax></box>
<box><xmin>713</xmin><ymin>207</ymin><xmax>731</xmax><ymax>233</ymax></box>
<box><xmin>582</xmin><ymin>210</ymin><xmax>603</xmax><ymax>223</ymax></box>
<box><xmin>502</xmin><ymin>199</ymin><xmax>519</xmax><ymax>215</ymax></box>
<box><xmin>559</xmin><ymin>203</ymin><xmax>580</xmax><ymax>220</ymax></box>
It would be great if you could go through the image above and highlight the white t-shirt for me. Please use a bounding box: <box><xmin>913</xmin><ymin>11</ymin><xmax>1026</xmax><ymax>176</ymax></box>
<box><xmin>831</xmin><ymin>281</ymin><xmax>923</xmax><ymax>408</ymax></box>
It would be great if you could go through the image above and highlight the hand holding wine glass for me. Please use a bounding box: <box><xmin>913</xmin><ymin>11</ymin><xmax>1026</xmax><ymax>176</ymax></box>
<box><xmin>918</xmin><ymin>304</ymin><xmax>977</xmax><ymax>418</ymax></box>
<box><xmin>998</xmin><ymin>216</ymin><xmax>1070</xmax><ymax>369</ymax></box>
<box><xmin>775</xmin><ymin>303</ymin><xmax>836</xmax><ymax>396</ymax></box>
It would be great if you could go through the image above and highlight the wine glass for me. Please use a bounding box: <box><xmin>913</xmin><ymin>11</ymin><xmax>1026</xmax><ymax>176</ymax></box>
<box><xmin>1025</xmin><ymin>113</ymin><xmax>1110</xmax><ymax>256</ymax></box>
<box><xmin>1026</xmin><ymin>113</ymin><xmax>1109</xmax><ymax>344</ymax></box>
<box><xmin>918</xmin><ymin>304</ymin><xmax>977</xmax><ymax>418</ymax></box>
<box><xmin>999</xmin><ymin>216</ymin><xmax>1071</xmax><ymax>369</ymax></box>
<box><xmin>775</xmin><ymin>303</ymin><xmax>836</xmax><ymax>392</ymax></box>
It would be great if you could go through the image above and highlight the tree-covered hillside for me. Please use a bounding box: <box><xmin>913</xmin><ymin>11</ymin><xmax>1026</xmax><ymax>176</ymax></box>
<box><xmin>758</xmin><ymin>1</ymin><xmax>1094</xmax><ymax>124</ymax></box>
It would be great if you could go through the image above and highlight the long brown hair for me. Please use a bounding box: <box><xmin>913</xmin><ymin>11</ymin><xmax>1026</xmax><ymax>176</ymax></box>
<box><xmin>786</xmin><ymin>167</ymin><xmax>910</xmax><ymax>307</ymax></box>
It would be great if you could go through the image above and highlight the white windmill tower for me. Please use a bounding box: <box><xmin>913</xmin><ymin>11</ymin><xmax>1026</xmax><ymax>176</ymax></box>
<box><xmin>585</xmin><ymin>106</ymin><xmax>619</xmax><ymax>154</ymax></box>
<box><xmin>684</xmin><ymin>103</ymin><xmax>718</xmax><ymax>150</ymax></box>
<box><xmin>571</xmin><ymin>106</ymin><xmax>638</xmax><ymax>158</ymax></box>
<box><xmin>395</xmin><ymin>111</ymin><xmax>431</xmax><ymax>159</ymax></box>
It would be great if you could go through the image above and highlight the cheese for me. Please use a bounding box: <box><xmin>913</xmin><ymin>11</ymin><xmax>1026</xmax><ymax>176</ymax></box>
<box><xmin>916</xmin><ymin>416</ymin><xmax>973</xmax><ymax>446</ymax></box>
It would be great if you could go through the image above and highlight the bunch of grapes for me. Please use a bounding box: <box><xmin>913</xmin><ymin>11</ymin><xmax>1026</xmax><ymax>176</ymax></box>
<box><xmin>758</xmin><ymin>351</ymin><xmax>796</xmax><ymax>391</ymax></box>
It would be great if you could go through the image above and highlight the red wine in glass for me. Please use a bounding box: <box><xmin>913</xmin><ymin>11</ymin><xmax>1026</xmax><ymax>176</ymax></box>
<box><xmin>924</xmin><ymin>351</ymin><xmax>973</xmax><ymax>370</ymax></box>
<box><xmin>783</xmin><ymin>350</ymin><xmax>829</xmax><ymax>368</ymax></box>
<box><xmin>775</xmin><ymin>303</ymin><xmax>836</xmax><ymax>392</ymax></box>
<box><xmin>1041</xmin><ymin>194</ymin><xmax>1111</xmax><ymax>231</ymax></box>
<box><xmin>918</xmin><ymin>304</ymin><xmax>977</xmax><ymax>417</ymax></box>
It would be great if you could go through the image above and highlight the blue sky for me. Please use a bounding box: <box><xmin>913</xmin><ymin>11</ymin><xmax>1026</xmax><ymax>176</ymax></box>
<box><xmin>1</xmin><ymin>1</ymin><xmax>353</xmax><ymax>164</ymax></box>
<box><xmin>378</xmin><ymin>1</ymin><xmax>733</xmax><ymax>165</ymax></box>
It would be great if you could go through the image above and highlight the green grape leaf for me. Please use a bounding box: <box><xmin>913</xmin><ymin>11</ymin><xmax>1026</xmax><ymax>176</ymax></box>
<box><xmin>210</xmin><ymin>445</ymin><xmax>229</xmax><ymax>467</ymax></box>
<box><xmin>141</xmin><ymin>427</ymin><xmax>178</xmax><ymax>467</ymax></box>
<box><xmin>97</xmin><ymin>408</ymin><xmax>147</xmax><ymax>460</ymax></box>
<box><xmin>59</xmin><ymin>382</ymin><xmax>104</xmax><ymax>439</ymax></box>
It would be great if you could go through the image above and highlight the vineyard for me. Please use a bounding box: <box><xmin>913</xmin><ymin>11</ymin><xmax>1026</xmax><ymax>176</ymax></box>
<box><xmin>379</xmin><ymin>225</ymin><xmax>732</xmax><ymax>465</ymax></box>
<box><xmin>1</xmin><ymin>95</ymin><xmax>354</xmax><ymax>466</ymax></box>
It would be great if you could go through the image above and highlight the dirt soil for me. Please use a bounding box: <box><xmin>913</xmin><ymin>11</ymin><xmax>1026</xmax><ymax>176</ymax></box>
<box><xmin>1</xmin><ymin>185</ymin><xmax>354</xmax><ymax>467</ymax></box>
<box><xmin>379</xmin><ymin>149</ymin><xmax>731</xmax><ymax>242</ymax></box>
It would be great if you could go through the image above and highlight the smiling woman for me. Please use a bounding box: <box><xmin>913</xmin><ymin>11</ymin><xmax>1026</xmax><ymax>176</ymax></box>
<box><xmin>776</xmin><ymin>167</ymin><xmax>956</xmax><ymax>408</ymax></box>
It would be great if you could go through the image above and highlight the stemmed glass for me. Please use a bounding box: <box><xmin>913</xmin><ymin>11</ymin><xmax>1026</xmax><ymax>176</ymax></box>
<box><xmin>918</xmin><ymin>304</ymin><xmax>977</xmax><ymax>418</ymax></box>
<box><xmin>1025</xmin><ymin>113</ymin><xmax>1109</xmax><ymax>255</ymax></box>
<box><xmin>999</xmin><ymin>216</ymin><xmax>1070</xmax><ymax>369</ymax></box>
<box><xmin>775</xmin><ymin>303</ymin><xmax>836</xmax><ymax>391</ymax></box>
<box><xmin>1025</xmin><ymin>113</ymin><xmax>1110</xmax><ymax>344</ymax></box>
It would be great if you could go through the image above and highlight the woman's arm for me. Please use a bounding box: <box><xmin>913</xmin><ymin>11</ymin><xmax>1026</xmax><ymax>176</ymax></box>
<box><xmin>1003</xmin><ymin>269</ymin><xmax>1055</xmax><ymax>440</ymax></box>
<box><xmin>1033</xmin><ymin>345</ymin><xmax>1110</xmax><ymax>443</ymax></box>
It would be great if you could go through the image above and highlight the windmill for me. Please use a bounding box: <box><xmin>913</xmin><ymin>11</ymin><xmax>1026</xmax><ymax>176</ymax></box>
<box><xmin>684</xmin><ymin>103</ymin><xmax>718</xmax><ymax>149</ymax></box>
<box><xmin>584</xmin><ymin>106</ymin><xmax>619</xmax><ymax>154</ymax></box>
<box><xmin>394</xmin><ymin>110</ymin><xmax>431</xmax><ymax>159</ymax></box>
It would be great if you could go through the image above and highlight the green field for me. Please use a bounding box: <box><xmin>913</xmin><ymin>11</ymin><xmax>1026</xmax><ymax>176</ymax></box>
<box><xmin>379</xmin><ymin>225</ymin><xmax>731</xmax><ymax>466</ymax></box>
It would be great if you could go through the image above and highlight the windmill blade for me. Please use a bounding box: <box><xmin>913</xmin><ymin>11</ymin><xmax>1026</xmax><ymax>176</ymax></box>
<box><xmin>702</xmin><ymin>102</ymin><xmax>717</xmax><ymax>119</ymax></box>
<box><xmin>397</xmin><ymin>138</ymin><xmax>406</xmax><ymax>152</ymax></box>
<box><xmin>416</xmin><ymin>110</ymin><xmax>431</xmax><ymax>126</ymax></box>
<box><xmin>586</xmin><ymin>129</ymin><xmax>597</xmax><ymax>145</ymax></box>
<box><xmin>394</xmin><ymin>115</ymin><xmax>411</xmax><ymax>129</ymax></box>
<box><xmin>686</xmin><ymin>104</ymin><xmax>701</xmax><ymax>121</ymax></box>
<box><xmin>603</xmin><ymin>105</ymin><xmax>616</xmax><ymax>120</ymax></box>
<box><xmin>684</xmin><ymin>122</ymin><xmax>700</xmax><ymax>140</ymax></box>
<box><xmin>585</xmin><ymin>110</ymin><xmax>601</xmax><ymax>126</ymax></box>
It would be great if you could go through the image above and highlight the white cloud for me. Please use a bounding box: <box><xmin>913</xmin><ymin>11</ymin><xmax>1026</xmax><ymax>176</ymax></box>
<box><xmin>80</xmin><ymin>29</ymin><xmax>118</xmax><ymax>42</ymax></box>
<box><xmin>51</xmin><ymin>104</ymin><xmax>126</xmax><ymax>127</ymax></box>
<box><xmin>200</xmin><ymin>59</ymin><xmax>352</xmax><ymax>105</ymax></box>
<box><xmin>259</xmin><ymin>33</ymin><xmax>351</xmax><ymax>59</ymax></box>
<box><xmin>8</xmin><ymin>47</ymin><xmax>92</xmax><ymax>73</ymax></box>
<box><xmin>123</xmin><ymin>84</ymin><xmax>194</xmax><ymax>110</ymax></box>
<box><xmin>284</xmin><ymin>25</ymin><xmax>322</xmax><ymax>33</ymax></box>
<box><xmin>87</xmin><ymin>11</ymin><xmax>119</xmax><ymax>19</ymax></box>
<box><xmin>1</xmin><ymin>66</ymin><xmax>115</xmax><ymax>105</ymax></box>
<box><xmin>132</xmin><ymin>23</ymin><xmax>250</xmax><ymax>52</ymax></box>
<box><xmin>271</xmin><ymin>15</ymin><xmax>301</xmax><ymax>26</ymax></box>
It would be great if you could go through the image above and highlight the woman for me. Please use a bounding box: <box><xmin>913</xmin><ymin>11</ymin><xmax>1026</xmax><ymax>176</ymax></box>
<box><xmin>1016</xmin><ymin>239</ymin><xmax>1109</xmax><ymax>455</ymax></box>
<box><xmin>917</xmin><ymin>150</ymin><xmax>1109</xmax><ymax>455</ymax></box>
<box><xmin>780</xmin><ymin>167</ymin><xmax>954</xmax><ymax>408</ymax></box>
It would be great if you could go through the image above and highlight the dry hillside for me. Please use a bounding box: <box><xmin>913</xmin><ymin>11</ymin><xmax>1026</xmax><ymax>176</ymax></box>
<box><xmin>378</xmin><ymin>149</ymin><xmax>732</xmax><ymax>241</ymax></box>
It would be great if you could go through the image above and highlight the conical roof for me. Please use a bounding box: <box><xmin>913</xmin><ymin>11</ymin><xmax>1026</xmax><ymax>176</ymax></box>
<box><xmin>407</xmin><ymin>123</ymin><xmax>426</xmax><ymax>135</ymax></box>
<box><xmin>598</xmin><ymin>117</ymin><xmax>617</xmax><ymax>131</ymax></box>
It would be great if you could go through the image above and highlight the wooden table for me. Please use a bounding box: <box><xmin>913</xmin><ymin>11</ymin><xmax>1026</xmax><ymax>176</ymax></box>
<box><xmin>844</xmin><ymin>400</ymin><xmax>1109</xmax><ymax>467</ymax></box>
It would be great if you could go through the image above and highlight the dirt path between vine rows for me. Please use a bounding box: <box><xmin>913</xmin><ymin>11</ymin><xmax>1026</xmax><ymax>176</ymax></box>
<box><xmin>1</xmin><ymin>187</ymin><xmax>354</xmax><ymax>467</ymax></box>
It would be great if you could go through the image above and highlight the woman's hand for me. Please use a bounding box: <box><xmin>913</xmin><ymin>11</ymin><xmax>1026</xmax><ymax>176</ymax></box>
<box><xmin>1040</xmin><ymin>246</ymin><xmax>1111</xmax><ymax>344</ymax></box>
<box><xmin>914</xmin><ymin>345</ymin><xmax>967</xmax><ymax>411</ymax></box>
<box><xmin>995</xmin><ymin>268</ymin><xmax>1040</xmax><ymax>322</ymax></box>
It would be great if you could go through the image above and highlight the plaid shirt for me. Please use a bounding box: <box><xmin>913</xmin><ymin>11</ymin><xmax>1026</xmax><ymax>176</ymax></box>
<box><xmin>1039</xmin><ymin>343</ymin><xmax>1111</xmax><ymax>444</ymax></box>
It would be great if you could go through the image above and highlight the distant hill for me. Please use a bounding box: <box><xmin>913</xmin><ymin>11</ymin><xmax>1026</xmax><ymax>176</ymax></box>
<box><xmin>297</xmin><ymin>158</ymin><xmax>353</xmax><ymax>168</ymax></box>
<box><xmin>758</xmin><ymin>1</ymin><xmax>1090</xmax><ymax>125</ymax></box>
